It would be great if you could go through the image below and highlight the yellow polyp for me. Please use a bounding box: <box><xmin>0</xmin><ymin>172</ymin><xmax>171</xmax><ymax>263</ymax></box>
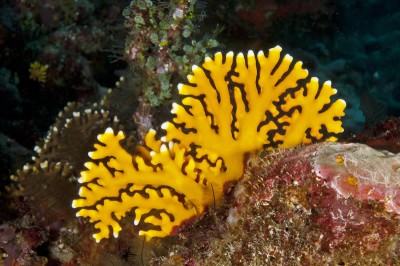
<box><xmin>346</xmin><ymin>174</ymin><xmax>359</xmax><ymax>187</ymax></box>
<box><xmin>336</xmin><ymin>154</ymin><xmax>345</xmax><ymax>166</ymax></box>
<box><xmin>73</xmin><ymin>46</ymin><xmax>346</xmax><ymax>242</ymax></box>
<box><xmin>29</xmin><ymin>61</ymin><xmax>49</xmax><ymax>83</ymax></box>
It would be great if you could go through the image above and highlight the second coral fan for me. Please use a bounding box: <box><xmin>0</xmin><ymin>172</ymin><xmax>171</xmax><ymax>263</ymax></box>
<box><xmin>72</xmin><ymin>46</ymin><xmax>346</xmax><ymax>242</ymax></box>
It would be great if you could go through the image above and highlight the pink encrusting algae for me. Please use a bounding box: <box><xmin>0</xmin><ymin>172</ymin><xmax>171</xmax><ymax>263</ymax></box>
<box><xmin>313</xmin><ymin>142</ymin><xmax>400</xmax><ymax>216</ymax></box>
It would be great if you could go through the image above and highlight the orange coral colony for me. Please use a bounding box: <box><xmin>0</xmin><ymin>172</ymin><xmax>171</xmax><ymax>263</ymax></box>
<box><xmin>72</xmin><ymin>46</ymin><xmax>346</xmax><ymax>242</ymax></box>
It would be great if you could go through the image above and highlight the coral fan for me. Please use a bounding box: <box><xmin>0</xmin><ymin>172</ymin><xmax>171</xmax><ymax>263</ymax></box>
<box><xmin>72</xmin><ymin>46</ymin><xmax>346</xmax><ymax>242</ymax></box>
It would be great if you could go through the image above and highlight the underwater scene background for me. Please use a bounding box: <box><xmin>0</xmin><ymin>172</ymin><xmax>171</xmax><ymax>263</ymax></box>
<box><xmin>0</xmin><ymin>0</ymin><xmax>399</xmax><ymax>265</ymax></box>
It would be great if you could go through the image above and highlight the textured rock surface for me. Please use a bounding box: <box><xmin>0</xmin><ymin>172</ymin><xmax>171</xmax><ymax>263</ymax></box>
<box><xmin>314</xmin><ymin>142</ymin><xmax>400</xmax><ymax>215</ymax></box>
<box><xmin>157</xmin><ymin>142</ymin><xmax>400</xmax><ymax>265</ymax></box>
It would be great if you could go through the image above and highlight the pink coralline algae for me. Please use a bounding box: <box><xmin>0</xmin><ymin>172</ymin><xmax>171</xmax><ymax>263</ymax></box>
<box><xmin>158</xmin><ymin>142</ymin><xmax>400</xmax><ymax>265</ymax></box>
<box><xmin>314</xmin><ymin>142</ymin><xmax>400</xmax><ymax>216</ymax></box>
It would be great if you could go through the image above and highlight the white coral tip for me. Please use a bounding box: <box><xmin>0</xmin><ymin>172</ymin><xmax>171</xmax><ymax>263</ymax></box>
<box><xmin>171</xmin><ymin>103</ymin><xmax>179</xmax><ymax>114</ymax></box>
<box><xmin>284</xmin><ymin>54</ymin><xmax>293</xmax><ymax>61</ymax></box>
<box><xmin>160</xmin><ymin>144</ymin><xmax>168</xmax><ymax>152</ymax></box>
<box><xmin>161</xmin><ymin>122</ymin><xmax>169</xmax><ymax>129</ymax></box>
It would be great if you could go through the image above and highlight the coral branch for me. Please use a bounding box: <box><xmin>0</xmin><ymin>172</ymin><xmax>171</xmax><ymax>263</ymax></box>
<box><xmin>73</xmin><ymin>46</ymin><xmax>346</xmax><ymax>242</ymax></box>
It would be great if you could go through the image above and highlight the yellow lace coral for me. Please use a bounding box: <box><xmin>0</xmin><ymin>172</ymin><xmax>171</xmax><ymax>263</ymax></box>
<box><xmin>29</xmin><ymin>61</ymin><xmax>49</xmax><ymax>83</ymax></box>
<box><xmin>72</xmin><ymin>128</ymin><xmax>204</xmax><ymax>241</ymax></box>
<box><xmin>72</xmin><ymin>46</ymin><xmax>346</xmax><ymax>242</ymax></box>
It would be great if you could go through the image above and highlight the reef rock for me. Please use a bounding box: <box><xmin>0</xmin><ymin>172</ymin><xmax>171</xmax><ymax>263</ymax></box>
<box><xmin>158</xmin><ymin>142</ymin><xmax>400</xmax><ymax>265</ymax></box>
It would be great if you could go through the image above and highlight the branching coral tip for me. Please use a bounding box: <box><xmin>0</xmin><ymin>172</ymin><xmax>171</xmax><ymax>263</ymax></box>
<box><xmin>72</xmin><ymin>46</ymin><xmax>346</xmax><ymax>242</ymax></box>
